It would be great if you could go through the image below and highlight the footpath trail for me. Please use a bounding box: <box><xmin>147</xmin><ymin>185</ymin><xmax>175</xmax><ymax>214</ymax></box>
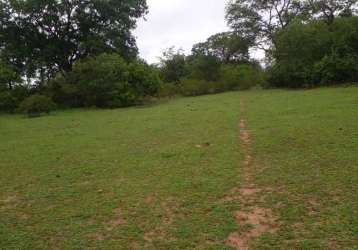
<box><xmin>225</xmin><ymin>99</ymin><xmax>280</xmax><ymax>250</ymax></box>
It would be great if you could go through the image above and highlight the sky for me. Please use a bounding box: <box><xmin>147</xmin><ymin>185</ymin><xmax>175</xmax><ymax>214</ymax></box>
<box><xmin>134</xmin><ymin>0</ymin><xmax>229</xmax><ymax>64</ymax></box>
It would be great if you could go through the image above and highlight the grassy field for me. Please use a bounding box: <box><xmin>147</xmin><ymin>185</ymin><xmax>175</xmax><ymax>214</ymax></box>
<box><xmin>0</xmin><ymin>86</ymin><xmax>357</xmax><ymax>249</ymax></box>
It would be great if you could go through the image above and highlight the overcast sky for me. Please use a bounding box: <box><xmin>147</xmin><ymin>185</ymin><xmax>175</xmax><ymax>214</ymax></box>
<box><xmin>134</xmin><ymin>0</ymin><xmax>229</xmax><ymax>64</ymax></box>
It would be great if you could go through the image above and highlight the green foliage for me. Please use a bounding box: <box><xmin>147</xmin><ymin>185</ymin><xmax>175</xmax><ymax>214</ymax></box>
<box><xmin>127</xmin><ymin>61</ymin><xmax>162</xmax><ymax>97</ymax></box>
<box><xmin>50</xmin><ymin>53</ymin><xmax>160</xmax><ymax>108</ymax></box>
<box><xmin>186</xmin><ymin>55</ymin><xmax>222</xmax><ymax>82</ymax></box>
<box><xmin>0</xmin><ymin>91</ymin><xmax>17</xmax><ymax>112</ymax></box>
<box><xmin>226</xmin><ymin>0</ymin><xmax>306</xmax><ymax>48</ymax></box>
<box><xmin>180</xmin><ymin>79</ymin><xmax>216</xmax><ymax>96</ymax></box>
<box><xmin>192</xmin><ymin>32</ymin><xmax>252</xmax><ymax>63</ymax></box>
<box><xmin>0</xmin><ymin>85</ymin><xmax>30</xmax><ymax>112</ymax></box>
<box><xmin>19</xmin><ymin>94</ymin><xmax>56</xmax><ymax>117</ymax></box>
<box><xmin>226</xmin><ymin>0</ymin><xmax>357</xmax><ymax>49</ymax></box>
<box><xmin>268</xmin><ymin>17</ymin><xmax>358</xmax><ymax>87</ymax></box>
<box><xmin>158</xmin><ymin>82</ymin><xmax>182</xmax><ymax>98</ymax></box>
<box><xmin>220</xmin><ymin>64</ymin><xmax>263</xmax><ymax>90</ymax></box>
<box><xmin>179</xmin><ymin>64</ymin><xmax>264</xmax><ymax>96</ymax></box>
<box><xmin>0</xmin><ymin>61</ymin><xmax>20</xmax><ymax>90</ymax></box>
<box><xmin>71</xmin><ymin>53</ymin><xmax>134</xmax><ymax>108</ymax></box>
<box><xmin>159</xmin><ymin>47</ymin><xmax>187</xmax><ymax>83</ymax></box>
<box><xmin>0</xmin><ymin>0</ymin><xmax>148</xmax><ymax>81</ymax></box>
<box><xmin>49</xmin><ymin>74</ymin><xmax>82</xmax><ymax>108</ymax></box>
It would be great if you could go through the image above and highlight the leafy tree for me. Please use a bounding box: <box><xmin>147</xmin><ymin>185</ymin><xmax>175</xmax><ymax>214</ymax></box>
<box><xmin>226</xmin><ymin>0</ymin><xmax>306</xmax><ymax>50</ymax></box>
<box><xmin>192</xmin><ymin>32</ymin><xmax>252</xmax><ymax>63</ymax></box>
<box><xmin>305</xmin><ymin>0</ymin><xmax>358</xmax><ymax>24</ymax></box>
<box><xmin>186</xmin><ymin>55</ymin><xmax>221</xmax><ymax>82</ymax></box>
<box><xmin>0</xmin><ymin>0</ymin><xmax>148</xmax><ymax>81</ymax></box>
<box><xmin>127</xmin><ymin>60</ymin><xmax>162</xmax><ymax>97</ymax></box>
<box><xmin>226</xmin><ymin>0</ymin><xmax>357</xmax><ymax>52</ymax></box>
<box><xmin>220</xmin><ymin>64</ymin><xmax>264</xmax><ymax>90</ymax></box>
<box><xmin>159</xmin><ymin>47</ymin><xmax>187</xmax><ymax>83</ymax></box>
<box><xmin>0</xmin><ymin>61</ymin><xmax>20</xmax><ymax>90</ymax></box>
<box><xmin>268</xmin><ymin>16</ymin><xmax>358</xmax><ymax>87</ymax></box>
<box><xmin>50</xmin><ymin>53</ymin><xmax>160</xmax><ymax>108</ymax></box>
<box><xmin>0</xmin><ymin>91</ymin><xmax>17</xmax><ymax>112</ymax></box>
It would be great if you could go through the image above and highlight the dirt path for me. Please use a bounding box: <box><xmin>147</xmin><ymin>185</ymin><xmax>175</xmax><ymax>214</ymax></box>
<box><xmin>225</xmin><ymin>99</ymin><xmax>279</xmax><ymax>250</ymax></box>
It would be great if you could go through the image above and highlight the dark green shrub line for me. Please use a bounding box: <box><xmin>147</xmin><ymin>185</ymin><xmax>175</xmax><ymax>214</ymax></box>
<box><xmin>49</xmin><ymin>54</ymin><xmax>161</xmax><ymax>109</ymax></box>
<box><xmin>0</xmin><ymin>54</ymin><xmax>162</xmax><ymax>115</ymax></box>
<box><xmin>19</xmin><ymin>94</ymin><xmax>56</xmax><ymax>117</ymax></box>
<box><xmin>267</xmin><ymin>17</ymin><xmax>358</xmax><ymax>88</ymax></box>
<box><xmin>1</xmin><ymin>15</ymin><xmax>358</xmax><ymax>116</ymax></box>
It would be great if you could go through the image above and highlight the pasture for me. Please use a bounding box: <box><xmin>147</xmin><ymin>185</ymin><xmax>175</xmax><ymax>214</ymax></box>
<box><xmin>1</xmin><ymin>86</ymin><xmax>357</xmax><ymax>249</ymax></box>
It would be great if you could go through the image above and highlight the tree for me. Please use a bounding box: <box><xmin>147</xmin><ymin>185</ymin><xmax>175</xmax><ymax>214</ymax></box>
<box><xmin>267</xmin><ymin>16</ymin><xmax>358</xmax><ymax>87</ymax></box>
<box><xmin>226</xmin><ymin>0</ymin><xmax>306</xmax><ymax>50</ymax></box>
<box><xmin>0</xmin><ymin>0</ymin><xmax>148</xmax><ymax>82</ymax></box>
<box><xmin>305</xmin><ymin>0</ymin><xmax>358</xmax><ymax>24</ymax></box>
<box><xmin>0</xmin><ymin>60</ymin><xmax>20</xmax><ymax>90</ymax></box>
<box><xmin>186</xmin><ymin>55</ymin><xmax>221</xmax><ymax>82</ymax></box>
<box><xmin>192</xmin><ymin>32</ymin><xmax>252</xmax><ymax>63</ymax></box>
<box><xmin>49</xmin><ymin>53</ymin><xmax>160</xmax><ymax>108</ymax></box>
<box><xmin>159</xmin><ymin>47</ymin><xmax>187</xmax><ymax>83</ymax></box>
<box><xmin>226</xmin><ymin>0</ymin><xmax>358</xmax><ymax>51</ymax></box>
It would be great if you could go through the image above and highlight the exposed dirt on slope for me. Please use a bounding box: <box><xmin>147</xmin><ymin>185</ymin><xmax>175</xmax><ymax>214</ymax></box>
<box><xmin>106</xmin><ymin>207</ymin><xmax>125</xmax><ymax>231</ymax></box>
<box><xmin>226</xmin><ymin>99</ymin><xmax>279</xmax><ymax>250</ymax></box>
<box><xmin>143</xmin><ymin>198</ymin><xmax>177</xmax><ymax>244</ymax></box>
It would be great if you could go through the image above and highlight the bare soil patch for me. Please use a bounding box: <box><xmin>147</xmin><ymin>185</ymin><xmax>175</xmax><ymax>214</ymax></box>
<box><xmin>226</xmin><ymin>99</ymin><xmax>280</xmax><ymax>250</ymax></box>
<box><xmin>144</xmin><ymin>199</ymin><xmax>177</xmax><ymax>244</ymax></box>
<box><xmin>106</xmin><ymin>207</ymin><xmax>125</xmax><ymax>231</ymax></box>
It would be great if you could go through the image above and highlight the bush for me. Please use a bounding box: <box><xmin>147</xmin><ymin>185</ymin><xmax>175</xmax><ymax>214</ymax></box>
<box><xmin>19</xmin><ymin>94</ymin><xmax>56</xmax><ymax>117</ymax></box>
<box><xmin>159</xmin><ymin>48</ymin><xmax>187</xmax><ymax>83</ymax></box>
<box><xmin>268</xmin><ymin>17</ymin><xmax>358</xmax><ymax>88</ymax></box>
<box><xmin>0</xmin><ymin>91</ymin><xmax>17</xmax><ymax>112</ymax></box>
<box><xmin>49</xmin><ymin>53</ymin><xmax>161</xmax><ymax>108</ymax></box>
<box><xmin>220</xmin><ymin>64</ymin><xmax>263</xmax><ymax>90</ymax></box>
<box><xmin>158</xmin><ymin>82</ymin><xmax>181</xmax><ymax>98</ymax></box>
<box><xmin>186</xmin><ymin>55</ymin><xmax>221</xmax><ymax>82</ymax></box>
<box><xmin>180</xmin><ymin>78</ymin><xmax>216</xmax><ymax>96</ymax></box>
<box><xmin>0</xmin><ymin>61</ymin><xmax>20</xmax><ymax>90</ymax></box>
<box><xmin>313</xmin><ymin>53</ymin><xmax>358</xmax><ymax>84</ymax></box>
<box><xmin>127</xmin><ymin>61</ymin><xmax>161</xmax><ymax>98</ymax></box>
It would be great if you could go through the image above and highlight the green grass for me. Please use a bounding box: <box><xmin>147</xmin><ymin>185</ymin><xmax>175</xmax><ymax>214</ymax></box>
<box><xmin>0</xmin><ymin>86</ymin><xmax>357</xmax><ymax>249</ymax></box>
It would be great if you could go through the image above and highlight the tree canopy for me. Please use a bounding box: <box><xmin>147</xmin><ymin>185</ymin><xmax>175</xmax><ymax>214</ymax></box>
<box><xmin>192</xmin><ymin>32</ymin><xmax>252</xmax><ymax>64</ymax></box>
<box><xmin>0</xmin><ymin>0</ymin><xmax>148</xmax><ymax>81</ymax></box>
<box><xmin>226</xmin><ymin>0</ymin><xmax>358</xmax><ymax>49</ymax></box>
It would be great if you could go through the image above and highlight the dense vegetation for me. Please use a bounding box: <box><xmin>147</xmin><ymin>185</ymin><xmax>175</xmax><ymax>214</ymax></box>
<box><xmin>0</xmin><ymin>0</ymin><xmax>358</xmax><ymax>114</ymax></box>
<box><xmin>268</xmin><ymin>16</ymin><xmax>358</xmax><ymax>87</ymax></box>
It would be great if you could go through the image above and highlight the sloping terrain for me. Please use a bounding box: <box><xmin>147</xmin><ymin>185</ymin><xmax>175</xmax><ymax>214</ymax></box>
<box><xmin>1</xmin><ymin>86</ymin><xmax>357</xmax><ymax>249</ymax></box>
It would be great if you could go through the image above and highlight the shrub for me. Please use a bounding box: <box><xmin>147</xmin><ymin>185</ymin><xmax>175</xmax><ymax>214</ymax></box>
<box><xmin>180</xmin><ymin>78</ymin><xmax>215</xmax><ymax>96</ymax></box>
<box><xmin>19</xmin><ymin>94</ymin><xmax>56</xmax><ymax>117</ymax></box>
<box><xmin>127</xmin><ymin>61</ymin><xmax>161</xmax><ymax>98</ymax></box>
<box><xmin>313</xmin><ymin>53</ymin><xmax>358</xmax><ymax>84</ymax></box>
<box><xmin>0</xmin><ymin>61</ymin><xmax>20</xmax><ymax>90</ymax></box>
<box><xmin>0</xmin><ymin>91</ymin><xmax>17</xmax><ymax>112</ymax></box>
<box><xmin>49</xmin><ymin>74</ymin><xmax>81</xmax><ymax>108</ymax></box>
<box><xmin>159</xmin><ymin>48</ymin><xmax>187</xmax><ymax>83</ymax></box>
<box><xmin>268</xmin><ymin>17</ymin><xmax>358</xmax><ymax>88</ymax></box>
<box><xmin>220</xmin><ymin>64</ymin><xmax>264</xmax><ymax>90</ymax></box>
<box><xmin>158</xmin><ymin>82</ymin><xmax>181</xmax><ymax>98</ymax></box>
<box><xmin>186</xmin><ymin>55</ymin><xmax>221</xmax><ymax>82</ymax></box>
<box><xmin>72</xmin><ymin>53</ymin><xmax>132</xmax><ymax>108</ymax></box>
<box><xmin>49</xmin><ymin>53</ymin><xmax>161</xmax><ymax>108</ymax></box>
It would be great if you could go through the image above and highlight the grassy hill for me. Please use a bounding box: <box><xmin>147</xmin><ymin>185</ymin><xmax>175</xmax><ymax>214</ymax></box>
<box><xmin>1</xmin><ymin>86</ymin><xmax>357</xmax><ymax>249</ymax></box>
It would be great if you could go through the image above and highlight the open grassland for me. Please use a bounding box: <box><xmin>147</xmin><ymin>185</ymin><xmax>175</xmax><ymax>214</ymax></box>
<box><xmin>1</xmin><ymin>86</ymin><xmax>357</xmax><ymax>249</ymax></box>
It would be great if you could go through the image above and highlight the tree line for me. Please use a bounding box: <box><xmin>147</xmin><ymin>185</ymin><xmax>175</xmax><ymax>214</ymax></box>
<box><xmin>0</xmin><ymin>0</ymin><xmax>357</xmax><ymax>115</ymax></box>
